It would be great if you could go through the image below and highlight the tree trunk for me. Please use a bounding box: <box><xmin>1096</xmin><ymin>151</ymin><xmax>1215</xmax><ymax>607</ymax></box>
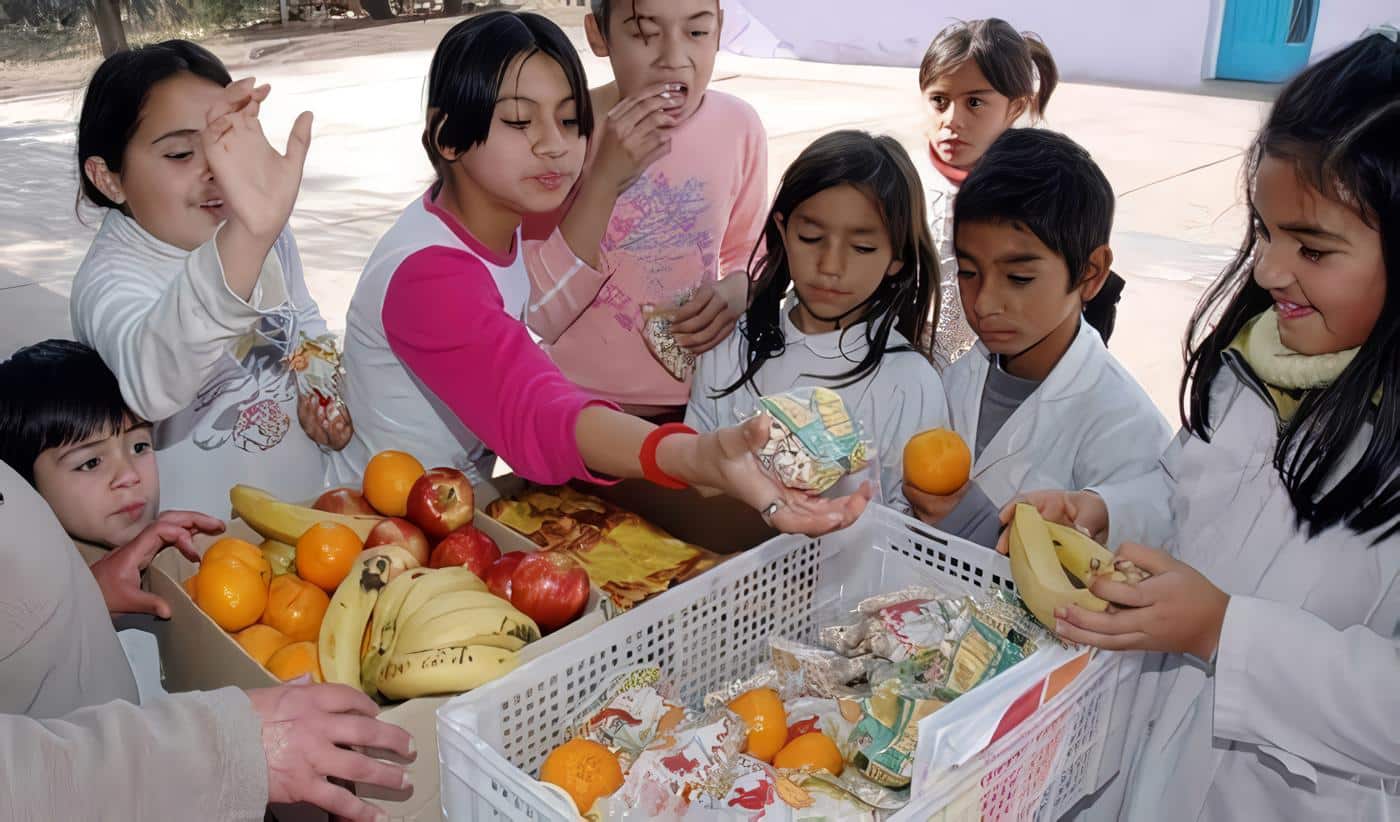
<box><xmin>90</xmin><ymin>0</ymin><xmax>128</xmax><ymax>56</ymax></box>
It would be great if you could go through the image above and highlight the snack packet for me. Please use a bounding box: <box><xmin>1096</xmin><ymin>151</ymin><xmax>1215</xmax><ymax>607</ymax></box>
<box><xmin>575</xmin><ymin>668</ymin><xmax>687</xmax><ymax>765</ymax></box>
<box><xmin>769</xmin><ymin>637</ymin><xmax>873</xmax><ymax>699</ymax></box>
<box><xmin>819</xmin><ymin>586</ymin><xmax>959</xmax><ymax>662</ymax></box>
<box><xmin>942</xmin><ymin>589</ymin><xmax>1048</xmax><ymax>696</ymax></box>
<box><xmin>285</xmin><ymin>332</ymin><xmax>346</xmax><ymax>414</ymax></box>
<box><xmin>847</xmin><ymin>678</ymin><xmax>948</xmax><ymax>789</ymax></box>
<box><xmin>641</xmin><ymin>288</ymin><xmax>699</xmax><ymax>381</ymax></box>
<box><xmin>751</xmin><ymin>388</ymin><xmax>871</xmax><ymax>493</ymax></box>
<box><xmin>616</xmin><ymin>711</ymin><xmax>745</xmax><ymax>810</ymax></box>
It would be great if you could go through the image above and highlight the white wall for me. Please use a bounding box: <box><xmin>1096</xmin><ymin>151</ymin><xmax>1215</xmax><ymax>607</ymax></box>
<box><xmin>1310</xmin><ymin>0</ymin><xmax>1398</xmax><ymax>63</ymax></box>
<box><xmin>724</xmin><ymin>0</ymin><xmax>1221</xmax><ymax>89</ymax></box>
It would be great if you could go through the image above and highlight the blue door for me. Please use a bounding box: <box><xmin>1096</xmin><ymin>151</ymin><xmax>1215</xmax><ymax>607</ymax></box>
<box><xmin>1216</xmin><ymin>0</ymin><xmax>1321</xmax><ymax>82</ymax></box>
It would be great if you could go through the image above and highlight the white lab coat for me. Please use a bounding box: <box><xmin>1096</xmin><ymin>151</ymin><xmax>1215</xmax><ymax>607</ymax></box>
<box><xmin>942</xmin><ymin>319</ymin><xmax>1172</xmax><ymax>546</ymax></box>
<box><xmin>1093</xmin><ymin>353</ymin><xmax>1400</xmax><ymax>820</ymax></box>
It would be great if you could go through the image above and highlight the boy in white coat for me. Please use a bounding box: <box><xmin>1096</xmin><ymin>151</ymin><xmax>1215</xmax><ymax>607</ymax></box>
<box><xmin>905</xmin><ymin>129</ymin><xmax>1170</xmax><ymax>549</ymax></box>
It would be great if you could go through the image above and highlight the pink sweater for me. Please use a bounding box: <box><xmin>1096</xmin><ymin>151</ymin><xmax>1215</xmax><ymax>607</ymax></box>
<box><xmin>337</xmin><ymin>190</ymin><xmax>613</xmax><ymax>486</ymax></box>
<box><xmin>524</xmin><ymin>90</ymin><xmax>768</xmax><ymax>408</ymax></box>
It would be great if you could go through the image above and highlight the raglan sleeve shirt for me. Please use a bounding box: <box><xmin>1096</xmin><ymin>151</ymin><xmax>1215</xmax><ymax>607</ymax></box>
<box><xmin>381</xmin><ymin>245</ymin><xmax>616</xmax><ymax>485</ymax></box>
<box><xmin>72</xmin><ymin>223</ymin><xmax>292</xmax><ymax>423</ymax></box>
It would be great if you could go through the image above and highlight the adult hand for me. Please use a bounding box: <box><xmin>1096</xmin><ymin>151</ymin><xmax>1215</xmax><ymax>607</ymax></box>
<box><xmin>249</xmin><ymin>682</ymin><xmax>415</xmax><ymax>822</ymax></box>
<box><xmin>1053</xmin><ymin>542</ymin><xmax>1229</xmax><ymax>660</ymax></box>
<box><xmin>90</xmin><ymin>511</ymin><xmax>225</xmax><ymax>618</ymax></box>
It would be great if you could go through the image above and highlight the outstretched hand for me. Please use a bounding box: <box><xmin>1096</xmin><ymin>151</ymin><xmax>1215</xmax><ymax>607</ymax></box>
<box><xmin>90</xmin><ymin>511</ymin><xmax>225</xmax><ymax>618</ymax></box>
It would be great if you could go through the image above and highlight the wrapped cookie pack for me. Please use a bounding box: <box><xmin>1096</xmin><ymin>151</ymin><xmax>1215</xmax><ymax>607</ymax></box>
<box><xmin>750</xmin><ymin>387</ymin><xmax>874</xmax><ymax>495</ymax></box>
<box><xmin>641</xmin><ymin>288</ymin><xmax>699</xmax><ymax>381</ymax></box>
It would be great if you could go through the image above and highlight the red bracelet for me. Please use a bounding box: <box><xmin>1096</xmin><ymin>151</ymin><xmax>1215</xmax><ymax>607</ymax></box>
<box><xmin>640</xmin><ymin>423</ymin><xmax>696</xmax><ymax>490</ymax></box>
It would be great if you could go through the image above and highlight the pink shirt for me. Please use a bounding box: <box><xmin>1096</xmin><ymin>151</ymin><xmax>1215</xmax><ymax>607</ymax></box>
<box><xmin>337</xmin><ymin>190</ymin><xmax>612</xmax><ymax>486</ymax></box>
<box><xmin>524</xmin><ymin>90</ymin><xmax>768</xmax><ymax>408</ymax></box>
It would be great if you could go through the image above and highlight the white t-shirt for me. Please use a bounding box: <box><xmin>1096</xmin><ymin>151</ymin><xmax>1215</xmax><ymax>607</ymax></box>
<box><xmin>686</xmin><ymin>307</ymin><xmax>950</xmax><ymax>512</ymax></box>
<box><xmin>71</xmin><ymin>211</ymin><xmax>330</xmax><ymax>515</ymax></box>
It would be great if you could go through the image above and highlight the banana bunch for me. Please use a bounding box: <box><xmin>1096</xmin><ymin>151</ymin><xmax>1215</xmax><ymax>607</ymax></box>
<box><xmin>328</xmin><ymin>560</ymin><xmax>539</xmax><ymax>701</ymax></box>
<box><xmin>1007</xmin><ymin>503</ymin><xmax>1149</xmax><ymax>629</ymax></box>
<box><xmin>319</xmin><ymin>545</ymin><xmax>423</xmax><ymax>688</ymax></box>
<box><xmin>231</xmin><ymin>484</ymin><xmax>382</xmax><ymax>544</ymax></box>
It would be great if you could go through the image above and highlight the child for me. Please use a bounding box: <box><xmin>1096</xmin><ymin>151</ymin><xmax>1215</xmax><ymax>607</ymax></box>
<box><xmin>338</xmin><ymin>12</ymin><xmax>868</xmax><ymax>536</ymax></box>
<box><xmin>687</xmin><ymin>130</ymin><xmax>948</xmax><ymax>513</ymax></box>
<box><xmin>917</xmin><ymin>18</ymin><xmax>1058</xmax><ymax>366</ymax></box>
<box><xmin>69</xmin><ymin>40</ymin><xmax>348</xmax><ymax>516</ymax></box>
<box><xmin>905</xmin><ymin>129</ymin><xmax>1171</xmax><ymax>548</ymax></box>
<box><xmin>523</xmin><ymin>0</ymin><xmax>768</xmax><ymax>420</ymax></box>
<box><xmin>1036</xmin><ymin>34</ymin><xmax>1399</xmax><ymax>820</ymax></box>
<box><xmin>0</xmin><ymin>339</ymin><xmax>220</xmax><ymax>619</ymax></box>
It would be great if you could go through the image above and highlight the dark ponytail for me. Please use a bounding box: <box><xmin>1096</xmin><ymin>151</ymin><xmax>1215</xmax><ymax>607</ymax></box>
<box><xmin>1083</xmin><ymin>271</ymin><xmax>1124</xmax><ymax>344</ymax></box>
<box><xmin>1023</xmin><ymin>35</ymin><xmax>1059</xmax><ymax>119</ymax></box>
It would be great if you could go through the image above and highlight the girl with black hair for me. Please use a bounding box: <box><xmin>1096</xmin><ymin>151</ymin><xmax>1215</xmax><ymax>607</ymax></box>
<box><xmin>686</xmin><ymin>130</ymin><xmax>947</xmax><ymax>513</ymax></box>
<box><xmin>1022</xmin><ymin>33</ymin><xmax>1400</xmax><ymax>820</ymax></box>
<box><xmin>70</xmin><ymin>40</ymin><xmax>346</xmax><ymax>516</ymax></box>
<box><xmin>338</xmin><ymin>11</ymin><xmax>868</xmax><ymax>536</ymax></box>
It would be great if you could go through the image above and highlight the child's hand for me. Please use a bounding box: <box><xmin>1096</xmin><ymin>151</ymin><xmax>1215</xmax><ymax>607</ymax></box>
<box><xmin>90</xmin><ymin>511</ymin><xmax>226</xmax><ymax>619</ymax></box>
<box><xmin>592</xmin><ymin>83</ymin><xmax>684</xmax><ymax>194</ymax></box>
<box><xmin>298</xmin><ymin>392</ymin><xmax>353</xmax><ymax>451</ymax></box>
<box><xmin>671</xmin><ymin>274</ymin><xmax>748</xmax><ymax>354</ymax></box>
<box><xmin>1054</xmin><ymin>542</ymin><xmax>1230</xmax><ymax>660</ymax></box>
<box><xmin>903</xmin><ymin>480</ymin><xmax>969</xmax><ymax>525</ymax></box>
<box><xmin>200</xmin><ymin>79</ymin><xmax>313</xmax><ymax>245</ymax></box>
<box><xmin>992</xmin><ymin>490</ymin><xmax>1109</xmax><ymax>555</ymax></box>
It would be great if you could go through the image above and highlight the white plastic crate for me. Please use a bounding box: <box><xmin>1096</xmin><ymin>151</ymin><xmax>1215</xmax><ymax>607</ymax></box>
<box><xmin>437</xmin><ymin>505</ymin><xmax>1127</xmax><ymax>821</ymax></box>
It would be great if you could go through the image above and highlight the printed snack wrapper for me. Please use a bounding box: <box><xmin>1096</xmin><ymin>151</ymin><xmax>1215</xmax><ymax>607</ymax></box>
<box><xmin>641</xmin><ymin>288</ymin><xmax>699</xmax><ymax>381</ymax></box>
<box><xmin>572</xmin><ymin>667</ymin><xmax>686</xmax><ymax>767</ymax></box>
<box><xmin>847</xmin><ymin>678</ymin><xmax>947</xmax><ymax>790</ymax></box>
<box><xmin>615</xmin><ymin>711</ymin><xmax>746</xmax><ymax>811</ymax></box>
<box><xmin>285</xmin><ymin>332</ymin><xmax>346</xmax><ymax>416</ymax></box>
<box><xmin>769</xmin><ymin>637</ymin><xmax>874</xmax><ymax>699</ymax></box>
<box><xmin>747</xmin><ymin>387</ymin><xmax>875</xmax><ymax>495</ymax></box>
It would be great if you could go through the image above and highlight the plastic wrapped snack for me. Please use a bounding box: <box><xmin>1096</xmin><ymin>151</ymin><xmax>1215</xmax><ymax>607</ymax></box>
<box><xmin>752</xmin><ymin>388</ymin><xmax>871</xmax><ymax>494</ymax></box>
<box><xmin>285</xmin><ymin>332</ymin><xmax>347</xmax><ymax>416</ymax></box>
<box><xmin>847</xmin><ymin>678</ymin><xmax>948</xmax><ymax>789</ymax></box>
<box><xmin>642</xmin><ymin>288</ymin><xmax>699</xmax><ymax>381</ymax></box>
<box><xmin>575</xmin><ymin>668</ymin><xmax>687</xmax><ymax>766</ymax></box>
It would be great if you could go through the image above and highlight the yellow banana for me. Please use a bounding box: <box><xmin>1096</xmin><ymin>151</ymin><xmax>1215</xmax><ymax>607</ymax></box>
<box><xmin>394</xmin><ymin>606</ymin><xmax>539</xmax><ymax>656</ymax></box>
<box><xmin>397</xmin><ymin>589</ymin><xmax>514</xmax><ymax>631</ymax></box>
<box><xmin>361</xmin><ymin>567</ymin><xmax>433</xmax><ymax>697</ymax></box>
<box><xmin>1008</xmin><ymin>504</ymin><xmax>1109</xmax><ymax>628</ymax></box>
<box><xmin>393</xmin><ymin>567</ymin><xmax>488</xmax><ymax>629</ymax></box>
<box><xmin>231</xmin><ymin>484</ymin><xmax>382</xmax><ymax>544</ymax></box>
<box><xmin>319</xmin><ymin>545</ymin><xmax>420</xmax><ymax>689</ymax></box>
<box><xmin>1045</xmin><ymin>522</ymin><xmax>1149</xmax><ymax>585</ymax></box>
<box><xmin>376</xmin><ymin>644</ymin><xmax>520</xmax><ymax>701</ymax></box>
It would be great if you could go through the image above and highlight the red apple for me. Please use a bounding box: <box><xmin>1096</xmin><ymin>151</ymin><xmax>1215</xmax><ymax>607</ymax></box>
<box><xmin>312</xmin><ymin>487</ymin><xmax>376</xmax><ymax>516</ymax></box>
<box><xmin>405</xmin><ymin>467</ymin><xmax>475</xmax><ymax>539</ymax></box>
<box><xmin>510</xmin><ymin>552</ymin><xmax>590</xmax><ymax>632</ymax></box>
<box><xmin>429</xmin><ymin>524</ymin><xmax>501</xmax><ymax>575</ymax></box>
<box><xmin>485</xmin><ymin>551</ymin><xmax>527</xmax><ymax>600</ymax></box>
<box><xmin>364</xmin><ymin>517</ymin><xmax>431</xmax><ymax>567</ymax></box>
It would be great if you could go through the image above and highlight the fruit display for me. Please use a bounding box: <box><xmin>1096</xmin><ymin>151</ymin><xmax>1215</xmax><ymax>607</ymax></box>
<box><xmin>902</xmin><ymin>428</ymin><xmax>972</xmax><ymax>495</ymax></box>
<box><xmin>487</xmin><ymin>484</ymin><xmax>721</xmax><ymax>610</ymax></box>
<box><xmin>1006</xmin><ymin>503</ymin><xmax>1149</xmax><ymax>629</ymax></box>
<box><xmin>232</xmin><ymin>484</ymin><xmax>383</xmax><ymax>544</ymax></box>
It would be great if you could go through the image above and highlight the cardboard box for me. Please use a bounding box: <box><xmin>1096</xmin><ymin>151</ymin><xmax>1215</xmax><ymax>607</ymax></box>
<box><xmin>149</xmin><ymin>510</ymin><xmax>607</xmax><ymax>821</ymax></box>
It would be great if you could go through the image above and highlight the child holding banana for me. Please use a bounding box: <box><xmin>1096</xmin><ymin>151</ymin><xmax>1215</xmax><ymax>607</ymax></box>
<box><xmin>1006</xmin><ymin>33</ymin><xmax>1400</xmax><ymax>821</ymax></box>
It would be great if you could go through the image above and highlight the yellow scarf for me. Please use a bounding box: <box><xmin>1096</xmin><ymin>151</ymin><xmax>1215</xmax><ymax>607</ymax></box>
<box><xmin>1228</xmin><ymin>311</ymin><xmax>1360</xmax><ymax>423</ymax></box>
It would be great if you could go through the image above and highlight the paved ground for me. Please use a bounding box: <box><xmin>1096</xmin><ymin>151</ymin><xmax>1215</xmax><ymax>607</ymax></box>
<box><xmin>0</xmin><ymin>6</ymin><xmax>1274</xmax><ymax>417</ymax></box>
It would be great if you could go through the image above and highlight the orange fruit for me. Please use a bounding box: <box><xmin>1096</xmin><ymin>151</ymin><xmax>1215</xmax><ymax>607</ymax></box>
<box><xmin>296</xmin><ymin>522</ymin><xmax>364</xmax><ymax>592</ymax></box>
<box><xmin>728</xmin><ymin>687</ymin><xmax>788</xmax><ymax>763</ymax></box>
<box><xmin>773</xmin><ymin>731</ymin><xmax>844</xmax><ymax>776</ymax></box>
<box><xmin>235</xmin><ymin>624</ymin><xmax>294</xmax><ymax>666</ymax></box>
<box><xmin>194</xmin><ymin>557</ymin><xmax>269</xmax><ymax>632</ymax></box>
<box><xmin>539</xmin><ymin>738</ymin><xmax>623</xmax><ymax>814</ymax></box>
<box><xmin>362</xmin><ymin>450</ymin><xmax>425</xmax><ymax>517</ymax></box>
<box><xmin>204</xmin><ymin>537</ymin><xmax>272</xmax><ymax>586</ymax></box>
<box><xmin>182</xmin><ymin>574</ymin><xmax>198</xmax><ymax>600</ymax></box>
<box><xmin>260</xmin><ymin>575</ymin><xmax>331</xmax><ymax>642</ymax></box>
<box><xmin>266</xmin><ymin>640</ymin><xmax>322</xmax><ymax>682</ymax></box>
<box><xmin>903</xmin><ymin>428</ymin><xmax>973</xmax><ymax>495</ymax></box>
